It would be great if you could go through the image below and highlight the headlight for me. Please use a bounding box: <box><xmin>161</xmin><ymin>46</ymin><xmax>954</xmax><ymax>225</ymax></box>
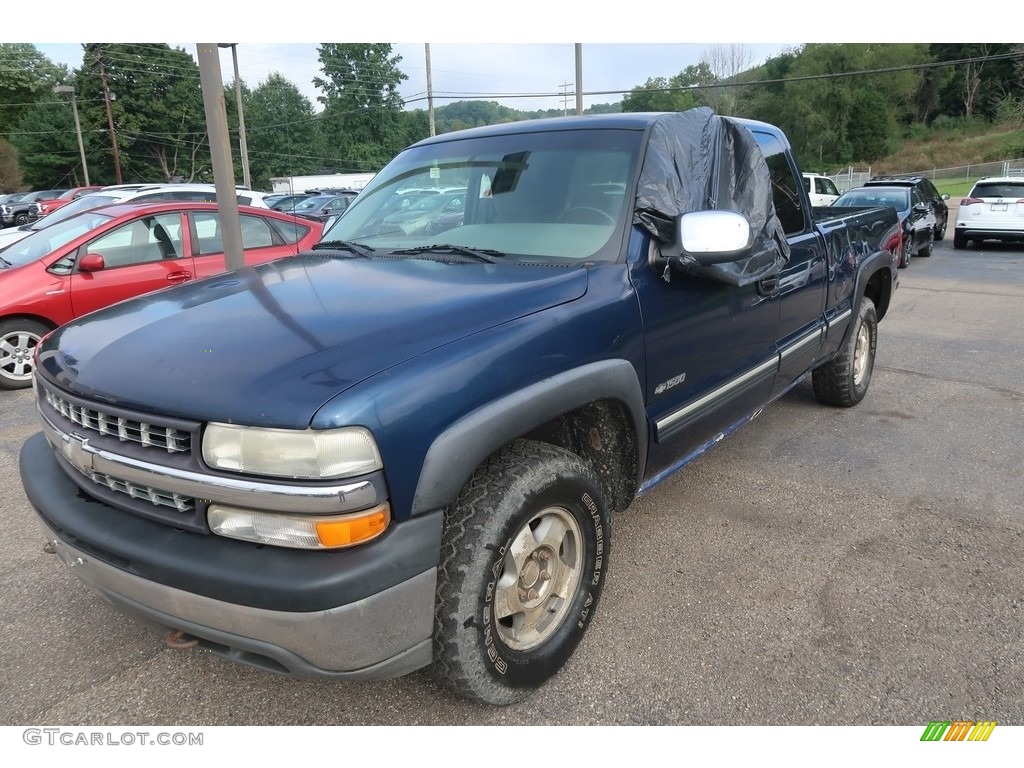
<box><xmin>208</xmin><ymin>503</ymin><xmax>390</xmax><ymax>549</ymax></box>
<box><xmin>202</xmin><ymin>423</ymin><xmax>382</xmax><ymax>479</ymax></box>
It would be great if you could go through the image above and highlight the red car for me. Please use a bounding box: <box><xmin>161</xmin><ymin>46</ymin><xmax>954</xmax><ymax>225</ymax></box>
<box><xmin>30</xmin><ymin>186</ymin><xmax>105</xmax><ymax>219</ymax></box>
<box><xmin>0</xmin><ymin>201</ymin><xmax>323</xmax><ymax>389</ymax></box>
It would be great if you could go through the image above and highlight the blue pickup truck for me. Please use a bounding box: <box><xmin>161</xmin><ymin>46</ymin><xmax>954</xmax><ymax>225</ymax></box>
<box><xmin>20</xmin><ymin>109</ymin><xmax>900</xmax><ymax>705</ymax></box>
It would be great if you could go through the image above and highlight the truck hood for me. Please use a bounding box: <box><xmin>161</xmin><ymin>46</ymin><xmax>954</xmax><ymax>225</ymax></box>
<box><xmin>39</xmin><ymin>255</ymin><xmax>588</xmax><ymax>427</ymax></box>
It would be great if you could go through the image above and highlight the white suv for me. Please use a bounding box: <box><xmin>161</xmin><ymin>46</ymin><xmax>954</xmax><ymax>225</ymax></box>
<box><xmin>954</xmin><ymin>177</ymin><xmax>1024</xmax><ymax>249</ymax></box>
<box><xmin>802</xmin><ymin>173</ymin><xmax>840</xmax><ymax>206</ymax></box>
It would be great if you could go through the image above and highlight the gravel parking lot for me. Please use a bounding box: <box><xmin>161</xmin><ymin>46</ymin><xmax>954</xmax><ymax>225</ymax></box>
<box><xmin>1</xmin><ymin>235</ymin><xmax>1021</xmax><ymax>727</ymax></box>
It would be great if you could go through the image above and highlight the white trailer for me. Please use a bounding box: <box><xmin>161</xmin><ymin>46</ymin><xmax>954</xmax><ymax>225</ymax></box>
<box><xmin>270</xmin><ymin>173</ymin><xmax>376</xmax><ymax>194</ymax></box>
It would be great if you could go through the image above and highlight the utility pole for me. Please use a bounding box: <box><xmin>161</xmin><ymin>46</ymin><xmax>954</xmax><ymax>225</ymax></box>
<box><xmin>219</xmin><ymin>43</ymin><xmax>251</xmax><ymax>189</ymax></box>
<box><xmin>575</xmin><ymin>44</ymin><xmax>583</xmax><ymax>116</ymax></box>
<box><xmin>559</xmin><ymin>81</ymin><xmax>572</xmax><ymax>117</ymax></box>
<box><xmin>196</xmin><ymin>44</ymin><xmax>245</xmax><ymax>271</ymax></box>
<box><xmin>53</xmin><ymin>85</ymin><xmax>89</xmax><ymax>186</ymax></box>
<box><xmin>425</xmin><ymin>44</ymin><xmax>436</xmax><ymax>137</ymax></box>
<box><xmin>92</xmin><ymin>45</ymin><xmax>123</xmax><ymax>185</ymax></box>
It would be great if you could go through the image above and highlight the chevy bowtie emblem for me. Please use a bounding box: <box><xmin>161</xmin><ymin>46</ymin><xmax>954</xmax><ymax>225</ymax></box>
<box><xmin>60</xmin><ymin>432</ymin><xmax>93</xmax><ymax>472</ymax></box>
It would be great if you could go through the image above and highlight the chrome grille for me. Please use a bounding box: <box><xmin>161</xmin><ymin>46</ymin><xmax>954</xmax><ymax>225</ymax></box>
<box><xmin>83</xmin><ymin>469</ymin><xmax>195</xmax><ymax>513</ymax></box>
<box><xmin>43</xmin><ymin>388</ymin><xmax>191</xmax><ymax>453</ymax></box>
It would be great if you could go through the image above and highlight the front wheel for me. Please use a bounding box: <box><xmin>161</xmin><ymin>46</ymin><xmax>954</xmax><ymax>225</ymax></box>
<box><xmin>14</xmin><ymin>212</ymin><xmax>29</xmax><ymax>226</ymax></box>
<box><xmin>812</xmin><ymin>300</ymin><xmax>877</xmax><ymax>407</ymax></box>
<box><xmin>0</xmin><ymin>319</ymin><xmax>49</xmax><ymax>390</ymax></box>
<box><xmin>432</xmin><ymin>440</ymin><xmax>610</xmax><ymax>705</ymax></box>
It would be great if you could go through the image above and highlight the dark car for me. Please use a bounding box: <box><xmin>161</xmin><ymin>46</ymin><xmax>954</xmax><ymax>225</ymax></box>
<box><xmin>378</xmin><ymin>191</ymin><xmax>466</xmax><ymax>236</ymax></box>
<box><xmin>287</xmin><ymin>194</ymin><xmax>354</xmax><ymax>223</ymax></box>
<box><xmin>833</xmin><ymin>185</ymin><xmax>935</xmax><ymax>267</ymax></box>
<box><xmin>864</xmin><ymin>176</ymin><xmax>949</xmax><ymax>241</ymax></box>
<box><xmin>1</xmin><ymin>189</ymin><xmax>69</xmax><ymax>227</ymax></box>
<box><xmin>268</xmin><ymin>193</ymin><xmax>317</xmax><ymax>212</ymax></box>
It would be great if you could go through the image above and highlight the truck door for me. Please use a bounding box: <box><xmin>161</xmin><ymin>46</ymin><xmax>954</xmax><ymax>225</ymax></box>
<box><xmin>748</xmin><ymin>130</ymin><xmax>828</xmax><ymax>398</ymax></box>
<box><xmin>630</xmin><ymin>242</ymin><xmax>780</xmax><ymax>480</ymax></box>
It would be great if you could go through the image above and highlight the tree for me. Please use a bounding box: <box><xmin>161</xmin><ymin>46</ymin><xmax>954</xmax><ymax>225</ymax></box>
<box><xmin>0</xmin><ymin>140</ymin><xmax>21</xmax><ymax>192</ymax></box>
<box><xmin>700</xmin><ymin>44</ymin><xmax>755</xmax><ymax>115</ymax></box>
<box><xmin>621</xmin><ymin>75</ymin><xmax>697</xmax><ymax>113</ymax></box>
<box><xmin>75</xmin><ymin>44</ymin><xmax>210</xmax><ymax>183</ymax></box>
<box><xmin>931</xmin><ymin>44</ymin><xmax>1018</xmax><ymax>121</ymax></box>
<box><xmin>8</xmin><ymin>100</ymin><xmax>82</xmax><ymax>188</ymax></box>
<box><xmin>313</xmin><ymin>44</ymin><xmax>408</xmax><ymax>171</ymax></box>
<box><xmin>0</xmin><ymin>44</ymin><xmax>67</xmax><ymax>138</ymax></box>
<box><xmin>241</xmin><ymin>73</ymin><xmax>322</xmax><ymax>189</ymax></box>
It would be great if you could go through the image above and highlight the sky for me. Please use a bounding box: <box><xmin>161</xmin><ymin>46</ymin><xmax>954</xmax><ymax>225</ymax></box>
<box><xmin>13</xmin><ymin>1</ymin><xmax>963</xmax><ymax>116</ymax></box>
<box><xmin>31</xmin><ymin>42</ymin><xmax>797</xmax><ymax>114</ymax></box>
<box><xmin>10</xmin><ymin>6</ymin><xmax>977</xmax><ymax>119</ymax></box>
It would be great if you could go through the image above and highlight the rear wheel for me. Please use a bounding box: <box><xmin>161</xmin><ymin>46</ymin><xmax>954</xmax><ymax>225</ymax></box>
<box><xmin>432</xmin><ymin>440</ymin><xmax>610</xmax><ymax>705</ymax></box>
<box><xmin>953</xmin><ymin>231</ymin><xmax>968</xmax><ymax>250</ymax></box>
<box><xmin>14</xmin><ymin>212</ymin><xmax>29</xmax><ymax>226</ymax></box>
<box><xmin>812</xmin><ymin>300</ymin><xmax>877</xmax><ymax>408</ymax></box>
<box><xmin>0</xmin><ymin>319</ymin><xmax>49</xmax><ymax>390</ymax></box>
<box><xmin>934</xmin><ymin>216</ymin><xmax>946</xmax><ymax>241</ymax></box>
<box><xmin>919</xmin><ymin>231</ymin><xmax>934</xmax><ymax>258</ymax></box>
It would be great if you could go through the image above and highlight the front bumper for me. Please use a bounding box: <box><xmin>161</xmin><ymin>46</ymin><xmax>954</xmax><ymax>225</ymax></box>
<box><xmin>21</xmin><ymin>432</ymin><xmax>443</xmax><ymax>680</ymax></box>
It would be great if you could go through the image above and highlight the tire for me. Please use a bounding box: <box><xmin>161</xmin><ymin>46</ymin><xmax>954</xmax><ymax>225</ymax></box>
<box><xmin>953</xmin><ymin>231</ymin><xmax>967</xmax><ymax>250</ymax></box>
<box><xmin>898</xmin><ymin>235</ymin><xmax>910</xmax><ymax>268</ymax></box>
<box><xmin>432</xmin><ymin>439</ymin><xmax>610</xmax><ymax>705</ymax></box>
<box><xmin>919</xmin><ymin>231</ymin><xmax>933</xmax><ymax>258</ymax></box>
<box><xmin>934</xmin><ymin>216</ymin><xmax>946</xmax><ymax>241</ymax></box>
<box><xmin>0</xmin><ymin>319</ymin><xmax>49</xmax><ymax>390</ymax></box>
<box><xmin>14</xmin><ymin>212</ymin><xmax>29</xmax><ymax>226</ymax></box>
<box><xmin>812</xmin><ymin>300</ymin><xmax>877</xmax><ymax>408</ymax></box>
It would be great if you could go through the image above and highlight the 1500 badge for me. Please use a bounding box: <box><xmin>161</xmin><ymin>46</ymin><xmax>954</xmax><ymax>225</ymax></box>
<box><xmin>654</xmin><ymin>372</ymin><xmax>686</xmax><ymax>395</ymax></box>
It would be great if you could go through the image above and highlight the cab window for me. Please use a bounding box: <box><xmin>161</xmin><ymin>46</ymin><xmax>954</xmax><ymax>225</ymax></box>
<box><xmin>752</xmin><ymin>132</ymin><xmax>806</xmax><ymax>235</ymax></box>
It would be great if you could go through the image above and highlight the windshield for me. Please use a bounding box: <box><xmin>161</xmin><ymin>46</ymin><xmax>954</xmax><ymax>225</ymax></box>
<box><xmin>834</xmin><ymin>189</ymin><xmax>910</xmax><ymax>211</ymax></box>
<box><xmin>0</xmin><ymin>210</ymin><xmax>114</xmax><ymax>267</ymax></box>
<box><xmin>324</xmin><ymin>128</ymin><xmax>642</xmax><ymax>263</ymax></box>
<box><xmin>30</xmin><ymin>194</ymin><xmax>121</xmax><ymax>230</ymax></box>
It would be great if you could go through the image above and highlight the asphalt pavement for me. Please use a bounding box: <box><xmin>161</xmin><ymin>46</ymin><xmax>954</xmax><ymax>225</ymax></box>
<box><xmin>1</xmin><ymin>235</ymin><xmax>1021</xmax><ymax>726</ymax></box>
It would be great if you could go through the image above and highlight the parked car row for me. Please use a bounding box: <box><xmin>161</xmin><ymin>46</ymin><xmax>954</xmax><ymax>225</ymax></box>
<box><xmin>2</xmin><ymin>189</ymin><xmax>70</xmax><ymax>227</ymax></box>
<box><xmin>0</xmin><ymin>199</ymin><xmax>323</xmax><ymax>389</ymax></box>
<box><xmin>830</xmin><ymin>175</ymin><xmax>949</xmax><ymax>268</ymax></box>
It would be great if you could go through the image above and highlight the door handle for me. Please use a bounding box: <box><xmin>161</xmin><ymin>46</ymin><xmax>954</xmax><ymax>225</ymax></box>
<box><xmin>756</xmin><ymin>274</ymin><xmax>780</xmax><ymax>297</ymax></box>
<box><xmin>166</xmin><ymin>272</ymin><xmax>192</xmax><ymax>283</ymax></box>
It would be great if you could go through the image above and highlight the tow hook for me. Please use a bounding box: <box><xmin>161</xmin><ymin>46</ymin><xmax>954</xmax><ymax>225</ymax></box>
<box><xmin>165</xmin><ymin>629</ymin><xmax>199</xmax><ymax>650</ymax></box>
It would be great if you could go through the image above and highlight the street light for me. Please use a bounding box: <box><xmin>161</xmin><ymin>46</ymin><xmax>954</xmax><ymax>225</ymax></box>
<box><xmin>52</xmin><ymin>85</ymin><xmax>90</xmax><ymax>186</ymax></box>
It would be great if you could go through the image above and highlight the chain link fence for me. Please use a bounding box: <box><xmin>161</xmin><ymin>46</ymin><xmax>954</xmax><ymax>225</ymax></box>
<box><xmin>827</xmin><ymin>158</ymin><xmax>1024</xmax><ymax>192</ymax></box>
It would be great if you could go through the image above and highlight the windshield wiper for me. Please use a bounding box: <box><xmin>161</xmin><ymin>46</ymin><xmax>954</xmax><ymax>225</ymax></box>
<box><xmin>311</xmin><ymin>240</ymin><xmax>375</xmax><ymax>258</ymax></box>
<box><xmin>0</xmin><ymin>255</ymin><xmax>12</xmax><ymax>268</ymax></box>
<box><xmin>388</xmin><ymin>244</ymin><xmax>506</xmax><ymax>263</ymax></box>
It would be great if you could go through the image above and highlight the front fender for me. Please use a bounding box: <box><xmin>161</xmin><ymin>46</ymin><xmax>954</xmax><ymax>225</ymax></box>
<box><xmin>411</xmin><ymin>360</ymin><xmax>647</xmax><ymax>516</ymax></box>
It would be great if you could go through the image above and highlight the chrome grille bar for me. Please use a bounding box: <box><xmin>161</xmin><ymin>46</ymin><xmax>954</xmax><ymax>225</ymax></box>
<box><xmin>84</xmin><ymin>469</ymin><xmax>195</xmax><ymax>513</ymax></box>
<box><xmin>42</xmin><ymin>388</ymin><xmax>191</xmax><ymax>454</ymax></box>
